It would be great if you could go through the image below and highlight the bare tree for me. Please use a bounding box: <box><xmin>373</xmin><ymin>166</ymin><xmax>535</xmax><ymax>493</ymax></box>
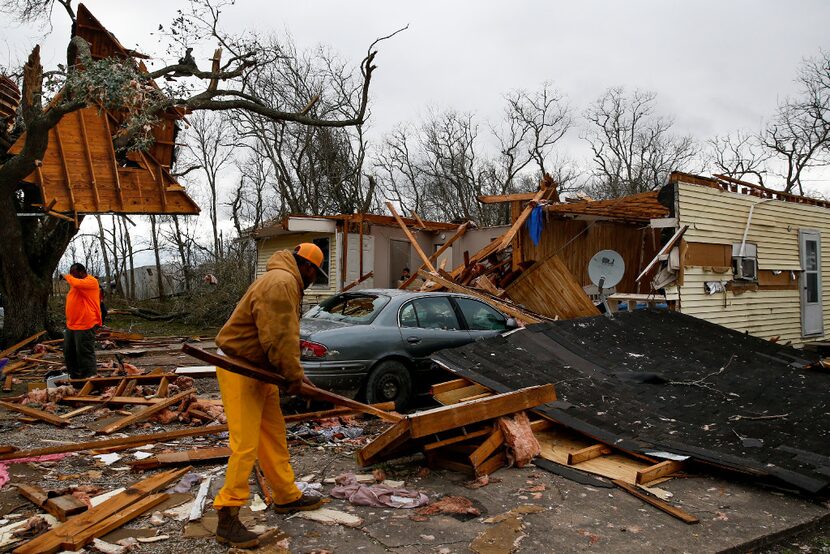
<box><xmin>232</xmin><ymin>37</ymin><xmax>375</xmax><ymax>219</ymax></box>
<box><xmin>502</xmin><ymin>82</ymin><xmax>572</xmax><ymax>178</ymax></box>
<box><xmin>761</xmin><ymin>51</ymin><xmax>830</xmax><ymax>194</ymax></box>
<box><xmin>708</xmin><ymin>131</ymin><xmax>769</xmax><ymax>185</ymax></box>
<box><xmin>184</xmin><ymin>111</ymin><xmax>233</xmax><ymax>260</ymax></box>
<box><xmin>584</xmin><ymin>88</ymin><xmax>698</xmax><ymax>198</ymax></box>
<box><xmin>148</xmin><ymin>215</ymin><xmax>165</xmax><ymax>299</ymax></box>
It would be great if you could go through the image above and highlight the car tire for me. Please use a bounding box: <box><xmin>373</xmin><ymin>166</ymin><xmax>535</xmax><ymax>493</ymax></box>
<box><xmin>365</xmin><ymin>360</ymin><xmax>412</xmax><ymax>411</ymax></box>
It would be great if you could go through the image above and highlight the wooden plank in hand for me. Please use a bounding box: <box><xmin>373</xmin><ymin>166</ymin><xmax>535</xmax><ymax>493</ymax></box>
<box><xmin>96</xmin><ymin>388</ymin><xmax>195</xmax><ymax>434</ymax></box>
<box><xmin>182</xmin><ymin>344</ymin><xmax>401</xmax><ymax>423</ymax></box>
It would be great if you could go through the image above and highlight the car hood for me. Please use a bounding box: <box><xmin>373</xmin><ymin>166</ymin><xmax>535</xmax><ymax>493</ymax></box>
<box><xmin>300</xmin><ymin>317</ymin><xmax>354</xmax><ymax>338</ymax></box>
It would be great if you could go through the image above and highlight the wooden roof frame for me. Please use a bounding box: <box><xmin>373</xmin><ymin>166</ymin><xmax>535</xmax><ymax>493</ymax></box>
<box><xmin>7</xmin><ymin>4</ymin><xmax>199</xmax><ymax>217</ymax></box>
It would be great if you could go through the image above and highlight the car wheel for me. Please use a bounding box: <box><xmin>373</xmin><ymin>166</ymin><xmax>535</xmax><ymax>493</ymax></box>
<box><xmin>365</xmin><ymin>360</ymin><xmax>412</xmax><ymax>411</ymax></box>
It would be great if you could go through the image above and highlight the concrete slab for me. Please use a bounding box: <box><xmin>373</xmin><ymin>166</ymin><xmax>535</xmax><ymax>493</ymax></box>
<box><xmin>273</xmin><ymin>450</ymin><xmax>830</xmax><ymax>553</ymax></box>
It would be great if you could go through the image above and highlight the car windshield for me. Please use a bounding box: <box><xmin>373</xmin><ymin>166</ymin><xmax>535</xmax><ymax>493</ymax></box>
<box><xmin>305</xmin><ymin>293</ymin><xmax>389</xmax><ymax>324</ymax></box>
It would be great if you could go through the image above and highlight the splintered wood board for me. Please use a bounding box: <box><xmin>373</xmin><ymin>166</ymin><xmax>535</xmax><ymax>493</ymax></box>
<box><xmin>537</xmin><ymin>429</ymin><xmax>669</xmax><ymax>487</ymax></box>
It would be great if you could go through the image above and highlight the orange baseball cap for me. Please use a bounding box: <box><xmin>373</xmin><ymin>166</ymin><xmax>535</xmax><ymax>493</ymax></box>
<box><xmin>294</xmin><ymin>243</ymin><xmax>328</xmax><ymax>278</ymax></box>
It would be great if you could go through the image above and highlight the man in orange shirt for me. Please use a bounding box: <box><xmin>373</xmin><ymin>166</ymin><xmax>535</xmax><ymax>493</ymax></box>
<box><xmin>63</xmin><ymin>263</ymin><xmax>102</xmax><ymax>379</ymax></box>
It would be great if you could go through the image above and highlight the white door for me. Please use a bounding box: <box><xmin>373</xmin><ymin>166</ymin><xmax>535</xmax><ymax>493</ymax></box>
<box><xmin>799</xmin><ymin>229</ymin><xmax>823</xmax><ymax>337</ymax></box>
<box><xmin>344</xmin><ymin>234</ymin><xmax>374</xmax><ymax>288</ymax></box>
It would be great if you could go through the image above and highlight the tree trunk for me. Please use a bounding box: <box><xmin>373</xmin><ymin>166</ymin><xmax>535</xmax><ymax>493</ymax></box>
<box><xmin>172</xmin><ymin>216</ymin><xmax>192</xmax><ymax>293</ymax></box>
<box><xmin>96</xmin><ymin>215</ymin><xmax>112</xmax><ymax>289</ymax></box>
<box><xmin>149</xmin><ymin>215</ymin><xmax>165</xmax><ymax>299</ymax></box>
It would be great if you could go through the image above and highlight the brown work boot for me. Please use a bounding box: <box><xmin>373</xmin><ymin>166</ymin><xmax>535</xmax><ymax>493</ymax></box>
<box><xmin>273</xmin><ymin>494</ymin><xmax>323</xmax><ymax>514</ymax></box>
<box><xmin>215</xmin><ymin>506</ymin><xmax>262</xmax><ymax>548</ymax></box>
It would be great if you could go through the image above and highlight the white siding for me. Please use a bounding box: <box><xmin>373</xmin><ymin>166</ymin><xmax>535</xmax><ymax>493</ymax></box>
<box><xmin>677</xmin><ymin>181</ymin><xmax>830</xmax><ymax>345</ymax></box>
<box><xmin>256</xmin><ymin>232</ymin><xmax>338</xmax><ymax>307</ymax></box>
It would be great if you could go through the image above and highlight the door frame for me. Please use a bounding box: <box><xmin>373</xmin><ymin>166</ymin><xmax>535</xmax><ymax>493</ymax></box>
<box><xmin>799</xmin><ymin>229</ymin><xmax>824</xmax><ymax>337</ymax></box>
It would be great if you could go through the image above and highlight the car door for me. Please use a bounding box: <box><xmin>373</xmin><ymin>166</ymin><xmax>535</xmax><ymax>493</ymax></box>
<box><xmin>398</xmin><ymin>295</ymin><xmax>472</xmax><ymax>371</ymax></box>
<box><xmin>452</xmin><ymin>296</ymin><xmax>510</xmax><ymax>341</ymax></box>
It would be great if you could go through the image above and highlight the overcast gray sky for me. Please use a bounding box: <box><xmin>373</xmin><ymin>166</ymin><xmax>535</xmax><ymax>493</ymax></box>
<box><xmin>3</xmin><ymin>1</ymin><xmax>830</xmax><ymax>265</ymax></box>
<box><xmin>4</xmin><ymin>1</ymin><xmax>829</xmax><ymax>163</ymax></box>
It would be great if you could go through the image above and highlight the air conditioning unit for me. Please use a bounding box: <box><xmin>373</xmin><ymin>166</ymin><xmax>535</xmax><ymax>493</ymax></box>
<box><xmin>732</xmin><ymin>243</ymin><xmax>758</xmax><ymax>281</ymax></box>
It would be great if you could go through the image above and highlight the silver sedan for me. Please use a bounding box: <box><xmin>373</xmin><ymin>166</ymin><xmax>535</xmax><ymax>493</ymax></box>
<box><xmin>300</xmin><ymin>289</ymin><xmax>516</xmax><ymax>409</ymax></box>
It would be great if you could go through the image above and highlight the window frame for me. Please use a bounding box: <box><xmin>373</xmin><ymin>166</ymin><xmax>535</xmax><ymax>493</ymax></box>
<box><xmin>451</xmin><ymin>296</ymin><xmax>509</xmax><ymax>332</ymax></box>
<box><xmin>397</xmin><ymin>295</ymin><xmax>464</xmax><ymax>331</ymax></box>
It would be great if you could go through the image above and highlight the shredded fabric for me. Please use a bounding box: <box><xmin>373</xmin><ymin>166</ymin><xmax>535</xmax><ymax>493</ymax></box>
<box><xmin>330</xmin><ymin>473</ymin><xmax>428</xmax><ymax>509</ymax></box>
<box><xmin>498</xmin><ymin>411</ymin><xmax>541</xmax><ymax>468</ymax></box>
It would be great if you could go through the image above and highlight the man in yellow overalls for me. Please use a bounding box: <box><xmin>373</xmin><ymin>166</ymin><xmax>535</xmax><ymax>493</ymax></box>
<box><xmin>213</xmin><ymin>243</ymin><xmax>326</xmax><ymax>548</ymax></box>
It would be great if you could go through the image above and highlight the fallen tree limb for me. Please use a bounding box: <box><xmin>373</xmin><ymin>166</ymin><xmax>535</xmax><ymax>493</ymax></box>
<box><xmin>107</xmin><ymin>307</ymin><xmax>187</xmax><ymax>321</ymax></box>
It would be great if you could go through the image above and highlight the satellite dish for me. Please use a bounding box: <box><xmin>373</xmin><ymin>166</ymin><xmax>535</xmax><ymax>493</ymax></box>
<box><xmin>588</xmin><ymin>249</ymin><xmax>625</xmax><ymax>291</ymax></box>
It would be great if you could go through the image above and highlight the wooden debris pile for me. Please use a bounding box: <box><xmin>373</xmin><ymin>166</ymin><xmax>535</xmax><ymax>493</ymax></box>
<box><xmin>388</xmin><ymin>174</ymin><xmax>599</xmax><ymax>323</ymax></box>
<box><xmin>358</xmin><ymin>384</ymin><xmax>556</xmax><ymax>478</ymax></box>
<box><xmin>12</xmin><ymin>467</ymin><xmax>193</xmax><ymax>554</ymax></box>
<box><xmin>358</xmin><ymin>376</ymin><xmax>701</xmax><ymax>525</ymax></box>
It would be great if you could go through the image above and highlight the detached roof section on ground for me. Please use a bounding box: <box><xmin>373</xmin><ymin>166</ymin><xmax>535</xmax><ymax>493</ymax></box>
<box><xmin>433</xmin><ymin>309</ymin><xmax>830</xmax><ymax>494</ymax></box>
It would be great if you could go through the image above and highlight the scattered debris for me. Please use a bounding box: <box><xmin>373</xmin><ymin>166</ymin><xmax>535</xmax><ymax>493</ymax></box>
<box><xmin>330</xmin><ymin>473</ymin><xmax>428</xmax><ymax>509</ymax></box>
<box><xmin>297</xmin><ymin>508</ymin><xmax>363</xmax><ymax>527</ymax></box>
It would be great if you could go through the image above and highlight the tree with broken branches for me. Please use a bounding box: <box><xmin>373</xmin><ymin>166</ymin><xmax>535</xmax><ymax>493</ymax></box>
<box><xmin>0</xmin><ymin>0</ymin><xmax>401</xmax><ymax>346</ymax></box>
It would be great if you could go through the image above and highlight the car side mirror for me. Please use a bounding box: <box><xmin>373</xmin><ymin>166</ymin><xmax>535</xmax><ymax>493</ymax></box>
<box><xmin>505</xmin><ymin>318</ymin><xmax>518</xmax><ymax>330</ymax></box>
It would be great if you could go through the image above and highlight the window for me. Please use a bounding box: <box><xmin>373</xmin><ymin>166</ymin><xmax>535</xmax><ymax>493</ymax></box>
<box><xmin>312</xmin><ymin>237</ymin><xmax>330</xmax><ymax>286</ymax></box>
<box><xmin>398</xmin><ymin>297</ymin><xmax>460</xmax><ymax>330</ymax></box>
<box><xmin>399</xmin><ymin>303</ymin><xmax>418</xmax><ymax>327</ymax></box>
<box><xmin>455</xmin><ymin>297</ymin><xmax>508</xmax><ymax>331</ymax></box>
<box><xmin>304</xmin><ymin>293</ymin><xmax>389</xmax><ymax>324</ymax></box>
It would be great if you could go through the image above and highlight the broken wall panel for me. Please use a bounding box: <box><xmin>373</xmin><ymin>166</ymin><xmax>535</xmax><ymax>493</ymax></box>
<box><xmin>519</xmin><ymin>218</ymin><xmax>660</xmax><ymax>294</ymax></box>
<box><xmin>505</xmin><ymin>254</ymin><xmax>599</xmax><ymax>319</ymax></box>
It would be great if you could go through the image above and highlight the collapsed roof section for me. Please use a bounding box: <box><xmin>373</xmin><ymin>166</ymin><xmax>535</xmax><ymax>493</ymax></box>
<box><xmin>8</xmin><ymin>4</ymin><xmax>199</xmax><ymax>217</ymax></box>
<box><xmin>433</xmin><ymin>309</ymin><xmax>830</xmax><ymax>494</ymax></box>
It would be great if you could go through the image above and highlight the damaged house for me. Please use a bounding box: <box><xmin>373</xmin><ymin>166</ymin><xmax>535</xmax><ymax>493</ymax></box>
<box><xmin>252</xmin><ymin>213</ymin><xmax>506</xmax><ymax>306</ymax></box>
<box><xmin>656</xmin><ymin>172</ymin><xmax>830</xmax><ymax>345</ymax></box>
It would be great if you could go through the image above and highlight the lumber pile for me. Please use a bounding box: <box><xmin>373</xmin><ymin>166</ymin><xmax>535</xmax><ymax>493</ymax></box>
<box><xmin>13</xmin><ymin>467</ymin><xmax>191</xmax><ymax>554</ymax></box>
<box><xmin>421</xmin><ymin>377</ymin><xmax>699</xmax><ymax>524</ymax></box>
<box><xmin>358</xmin><ymin>384</ymin><xmax>556</xmax><ymax>477</ymax></box>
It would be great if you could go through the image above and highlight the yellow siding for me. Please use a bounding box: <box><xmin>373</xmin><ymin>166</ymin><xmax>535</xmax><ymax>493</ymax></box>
<box><xmin>680</xmin><ymin>267</ymin><xmax>803</xmax><ymax>344</ymax></box>
<box><xmin>677</xmin><ymin>181</ymin><xmax>830</xmax><ymax>345</ymax></box>
<box><xmin>256</xmin><ymin>232</ymin><xmax>338</xmax><ymax>307</ymax></box>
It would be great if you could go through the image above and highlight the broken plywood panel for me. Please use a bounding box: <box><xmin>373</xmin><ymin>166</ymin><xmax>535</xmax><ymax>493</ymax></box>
<box><xmin>505</xmin><ymin>254</ymin><xmax>599</xmax><ymax>319</ymax></box>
